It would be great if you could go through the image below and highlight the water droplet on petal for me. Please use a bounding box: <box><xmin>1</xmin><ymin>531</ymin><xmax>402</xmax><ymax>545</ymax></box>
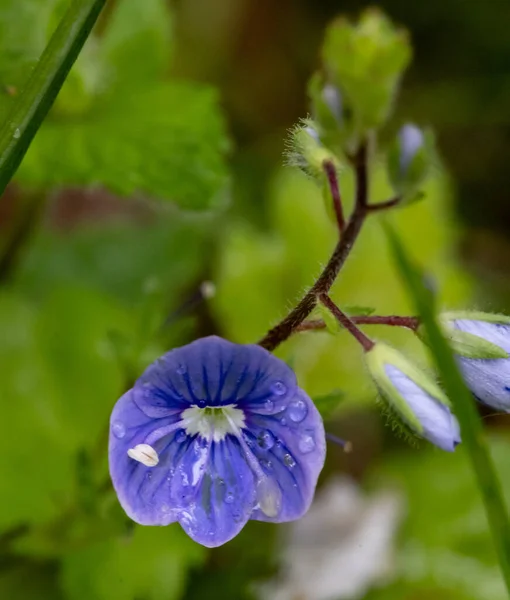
<box><xmin>280</xmin><ymin>417</ymin><xmax>287</xmax><ymax>426</ymax></box>
<box><xmin>271</xmin><ymin>381</ymin><xmax>287</xmax><ymax>396</ymax></box>
<box><xmin>260</xmin><ymin>458</ymin><xmax>273</xmax><ymax>471</ymax></box>
<box><xmin>13</xmin><ymin>128</ymin><xmax>20</xmax><ymax>139</ymax></box>
<box><xmin>288</xmin><ymin>399</ymin><xmax>308</xmax><ymax>423</ymax></box>
<box><xmin>161</xmin><ymin>503</ymin><xmax>171</xmax><ymax>514</ymax></box>
<box><xmin>225</xmin><ymin>491</ymin><xmax>235</xmax><ymax>504</ymax></box>
<box><xmin>298</xmin><ymin>434</ymin><xmax>315</xmax><ymax>454</ymax></box>
<box><xmin>265</xmin><ymin>399</ymin><xmax>275</xmax><ymax>412</ymax></box>
<box><xmin>111</xmin><ymin>421</ymin><xmax>125</xmax><ymax>438</ymax></box>
<box><xmin>176</xmin><ymin>364</ymin><xmax>187</xmax><ymax>375</ymax></box>
<box><xmin>175</xmin><ymin>430</ymin><xmax>187</xmax><ymax>443</ymax></box>
<box><xmin>147</xmin><ymin>471</ymin><xmax>153</xmax><ymax>481</ymax></box>
<box><xmin>257</xmin><ymin>478</ymin><xmax>281</xmax><ymax>517</ymax></box>
<box><xmin>257</xmin><ymin>430</ymin><xmax>275</xmax><ymax>450</ymax></box>
<box><xmin>197</xmin><ymin>399</ymin><xmax>207</xmax><ymax>408</ymax></box>
<box><xmin>283</xmin><ymin>453</ymin><xmax>296</xmax><ymax>468</ymax></box>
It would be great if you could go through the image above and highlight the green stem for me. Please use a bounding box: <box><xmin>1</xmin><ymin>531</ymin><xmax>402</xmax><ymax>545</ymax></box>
<box><xmin>387</xmin><ymin>224</ymin><xmax>510</xmax><ymax>595</ymax></box>
<box><xmin>0</xmin><ymin>0</ymin><xmax>106</xmax><ymax>197</ymax></box>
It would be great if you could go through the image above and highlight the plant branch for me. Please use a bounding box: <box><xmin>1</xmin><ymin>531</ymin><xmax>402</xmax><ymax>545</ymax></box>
<box><xmin>258</xmin><ymin>143</ymin><xmax>370</xmax><ymax>351</ymax></box>
<box><xmin>323</xmin><ymin>159</ymin><xmax>345</xmax><ymax>234</ymax></box>
<box><xmin>296</xmin><ymin>314</ymin><xmax>420</xmax><ymax>332</ymax></box>
<box><xmin>319</xmin><ymin>294</ymin><xmax>374</xmax><ymax>351</ymax></box>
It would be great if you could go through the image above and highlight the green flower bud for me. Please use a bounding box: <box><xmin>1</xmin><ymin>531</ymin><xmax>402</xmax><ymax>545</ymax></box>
<box><xmin>322</xmin><ymin>9</ymin><xmax>411</xmax><ymax>132</ymax></box>
<box><xmin>365</xmin><ymin>342</ymin><xmax>459</xmax><ymax>451</ymax></box>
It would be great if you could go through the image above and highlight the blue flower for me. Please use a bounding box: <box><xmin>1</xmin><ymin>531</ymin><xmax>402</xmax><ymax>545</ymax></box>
<box><xmin>445</xmin><ymin>314</ymin><xmax>510</xmax><ymax>412</ymax></box>
<box><xmin>109</xmin><ymin>336</ymin><xmax>326</xmax><ymax>548</ymax></box>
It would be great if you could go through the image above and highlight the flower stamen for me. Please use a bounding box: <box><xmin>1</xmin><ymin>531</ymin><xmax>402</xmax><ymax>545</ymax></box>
<box><xmin>127</xmin><ymin>444</ymin><xmax>159</xmax><ymax>467</ymax></box>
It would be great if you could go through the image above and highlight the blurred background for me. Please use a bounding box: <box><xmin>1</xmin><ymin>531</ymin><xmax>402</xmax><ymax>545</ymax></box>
<box><xmin>1</xmin><ymin>0</ymin><xmax>510</xmax><ymax>599</ymax></box>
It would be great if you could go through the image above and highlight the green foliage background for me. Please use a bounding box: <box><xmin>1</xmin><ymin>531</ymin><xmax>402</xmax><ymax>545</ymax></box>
<box><xmin>0</xmin><ymin>1</ymin><xmax>510</xmax><ymax>599</ymax></box>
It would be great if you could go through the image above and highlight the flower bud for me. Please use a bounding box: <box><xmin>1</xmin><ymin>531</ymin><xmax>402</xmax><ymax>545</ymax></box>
<box><xmin>387</xmin><ymin>124</ymin><xmax>434</xmax><ymax>199</ymax></box>
<box><xmin>285</xmin><ymin>119</ymin><xmax>341</xmax><ymax>180</ymax></box>
<box><xmin>365</xmin><ymin>342</ymin><xmax>460</xmax><ymax>451</ymax></box>
<box><xmin>322</xmin><ymin>9</ymin><xmax>411</xmax><ymax>131</ymax></box>
<box><xmin>440</xmin><ymin>311</ymin><xmax>510</xmax><ymax>412</ymax></box>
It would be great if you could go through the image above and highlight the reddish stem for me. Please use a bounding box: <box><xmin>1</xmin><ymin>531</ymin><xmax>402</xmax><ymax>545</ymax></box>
<box><xmin>319</xmin><ymin>294</ymin><xmax>374</xmax><ymax>352</ymax></box>
<box><xmin>323</xmin><ymin>159</ymin><xmax>345</xmax><ymax>234</ymax></box>
<box><xmin>296</xmin><ymin>315</ymin><xmax>420</xmax><ymax>332</ymax></box>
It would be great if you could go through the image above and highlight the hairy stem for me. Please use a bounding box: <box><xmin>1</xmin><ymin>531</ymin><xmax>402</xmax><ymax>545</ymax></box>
<box><xmin>296</xmin><ymin>315</ymin><xmax>420</xmax><ymax>332</ymax></box>
<box><xmin>258</xmin><ymin>144</ymin><xmax>369</xmax><ymax>351</ymax></box>
<box><xmin>319</xmin><ymin>294</ymin><xmax>374</xmax><ymax>351</ymax></box>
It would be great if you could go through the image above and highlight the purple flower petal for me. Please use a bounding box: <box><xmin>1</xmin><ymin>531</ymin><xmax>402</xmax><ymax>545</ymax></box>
<box><xmin>245</xmin><ymin>390</ymin><xmax>326</xmax><ymax>522</ymax></box>
<box><xmin>108</xmin><ymin>336</ymin><xmax>326</xmax><ymax>547</ymax></box>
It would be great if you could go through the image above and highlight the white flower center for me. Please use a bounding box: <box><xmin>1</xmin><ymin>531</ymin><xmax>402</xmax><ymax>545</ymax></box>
<box><xmin>181</xmin><ymin>404</ymin><xmax>246</xmax><ymax>442</ymax></box>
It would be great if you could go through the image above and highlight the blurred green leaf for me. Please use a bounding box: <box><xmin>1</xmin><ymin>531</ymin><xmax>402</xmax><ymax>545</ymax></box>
<box><xmin>2</xmin><ymin>0</ymin><xmax>230</xmax><ymax>210</ymax></box>
<box><xmin>60</xmin><ymin>525</ymin><xmax>206</xmax><ymax>600</ymax></box>
<box><xmin>0</xmin><ymin>291</ymin><xmax>74</xmax><ymax>530</ymax></box>
<box><xmin>17</xmin><ymin>81</ymin><xmax>229</xmax><ymax>209</ymax></box>
<box><xmin>313</xmin><ymin>389</ymin><xmax>344</xmax><ymax>420</ymax></box>
<box><xmin>369</xmin><ymin>437</ymin><xmax>510</xmax><ymax>600</ymax></box>
<box><xmin>16</xmin><ymin>217</ymin><xmax>212</xmax><ymax>304</ymax></box>
<box><xmin>35</xmin><ymin>285</ymin><xmax>128</xmax><ymax>447</ymax></box>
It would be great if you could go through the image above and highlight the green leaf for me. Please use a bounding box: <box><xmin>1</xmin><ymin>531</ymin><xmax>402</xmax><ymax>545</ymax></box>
<box><xmin>0</xmin><ymin>0</ymin><xmax>106</xmax><ymax>197</ymax></box>
<box><xmin>60</xmin><ymin>525</ymin><xmax>206</xmax><ymax>600</ymax></box>
<box><xmin>17</xmin><ymin>81</ymin><xmax>229</xmax><ymax>210</ymax></box>
<box><xmin>99</xmin><ymin>0</ymin><xmax>173</xmax><ymax>89</ymax></box>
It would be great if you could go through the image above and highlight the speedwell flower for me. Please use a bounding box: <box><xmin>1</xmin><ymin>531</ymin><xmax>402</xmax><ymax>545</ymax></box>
<box><xmin>109</xmin><ymin>336</ymin><xmax>326</xmax><ymax>547</ymax></box>
<box><xmin>365</xmin><ymin>342</ymin><xmax>460</xmax><ymax>451</ymax></box>
<box><xmin>441</xmin><ymin>311</ymin><xmax>510</xmax><ymax>412</ymax></box>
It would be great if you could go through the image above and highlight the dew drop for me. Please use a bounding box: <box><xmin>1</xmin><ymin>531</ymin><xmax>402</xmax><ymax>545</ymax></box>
<box><xmin>257</xmin><ymin>478</ymin><xmax>281</xmax><ymax>518</ymax></box>
<box><xmin>175</xmin><ymin>430</ymin><xmax>187</xmax><ymax>443</ymax></box>
<box><xmin>13</xmin><ymin>127</ymin><xmax>20</xmax><ymax>139</ymax></box>
<box><xmin>283</xmin><ymin>453</ymin><xmax>296</xmax><ymax>468</ymax></box>
<box><xmin>257</xmin><ymin>430</ymin><xmax>275</xmax><ymax>450</ymax></box>
<box><xmin>225</xmin><ymin>491</ymin><xmax>235</xmax><ymax>504</ymax></box>
<box><xmin>197</xmin><ymin>399</ymin><xmax>207</xmax><ymax>408</ymax></box>
<box><xmin>264</xmin><ymin>399</ymin><xmax>275</xmax><ymax>412</ymax></box>
<box><xmin>280</xmin><ymin>417</ymin><xmax>287</xmax><ymax>426</ymax></box>
<box><xmin>288</xmin><ymin>399</ymin><xmax>308</xmax><ymax>423</ymax></box>
<box><xmin>111</xmin><ymin>421</ymin><xmax>126</xmax><ymax>439</ymax></box>
<box><xmin>298</xmin><ymin>434</ymin><xmax>315</xmax><ymax>454</ymax></box>
<box><xmin>176</xmin><ymin>364</ymin><xmax>187</xmax><ymax>375</ymax></box>
<box><xmin>161</xmin><ymin>503</ymin><xmax>171</xmax><ymax>514</ymax></box>
<box><xmin>147</xmin><ymin>471</ymin><xmax>153</xmax><ymax>481</ymax></box>
<box><xmin>271</xmin><ymin>381</ymin><xmax>287</xmax><ymax>396</ymax></box>
<box><xmin>260</xmin><ymin>458</ymin><xmax>273</xmax><ymax>471</ymax></box>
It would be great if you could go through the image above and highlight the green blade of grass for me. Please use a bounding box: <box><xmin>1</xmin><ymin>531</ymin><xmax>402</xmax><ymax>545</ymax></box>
<box><xmin>385</xmin><ymin>221</ymin><xmax>510</xmax><ymax>595</ymax></box>
<box><xmin>0</xmin><ymin>0</ymin><xmax>106</xmax><ymax>197</ymax></box>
